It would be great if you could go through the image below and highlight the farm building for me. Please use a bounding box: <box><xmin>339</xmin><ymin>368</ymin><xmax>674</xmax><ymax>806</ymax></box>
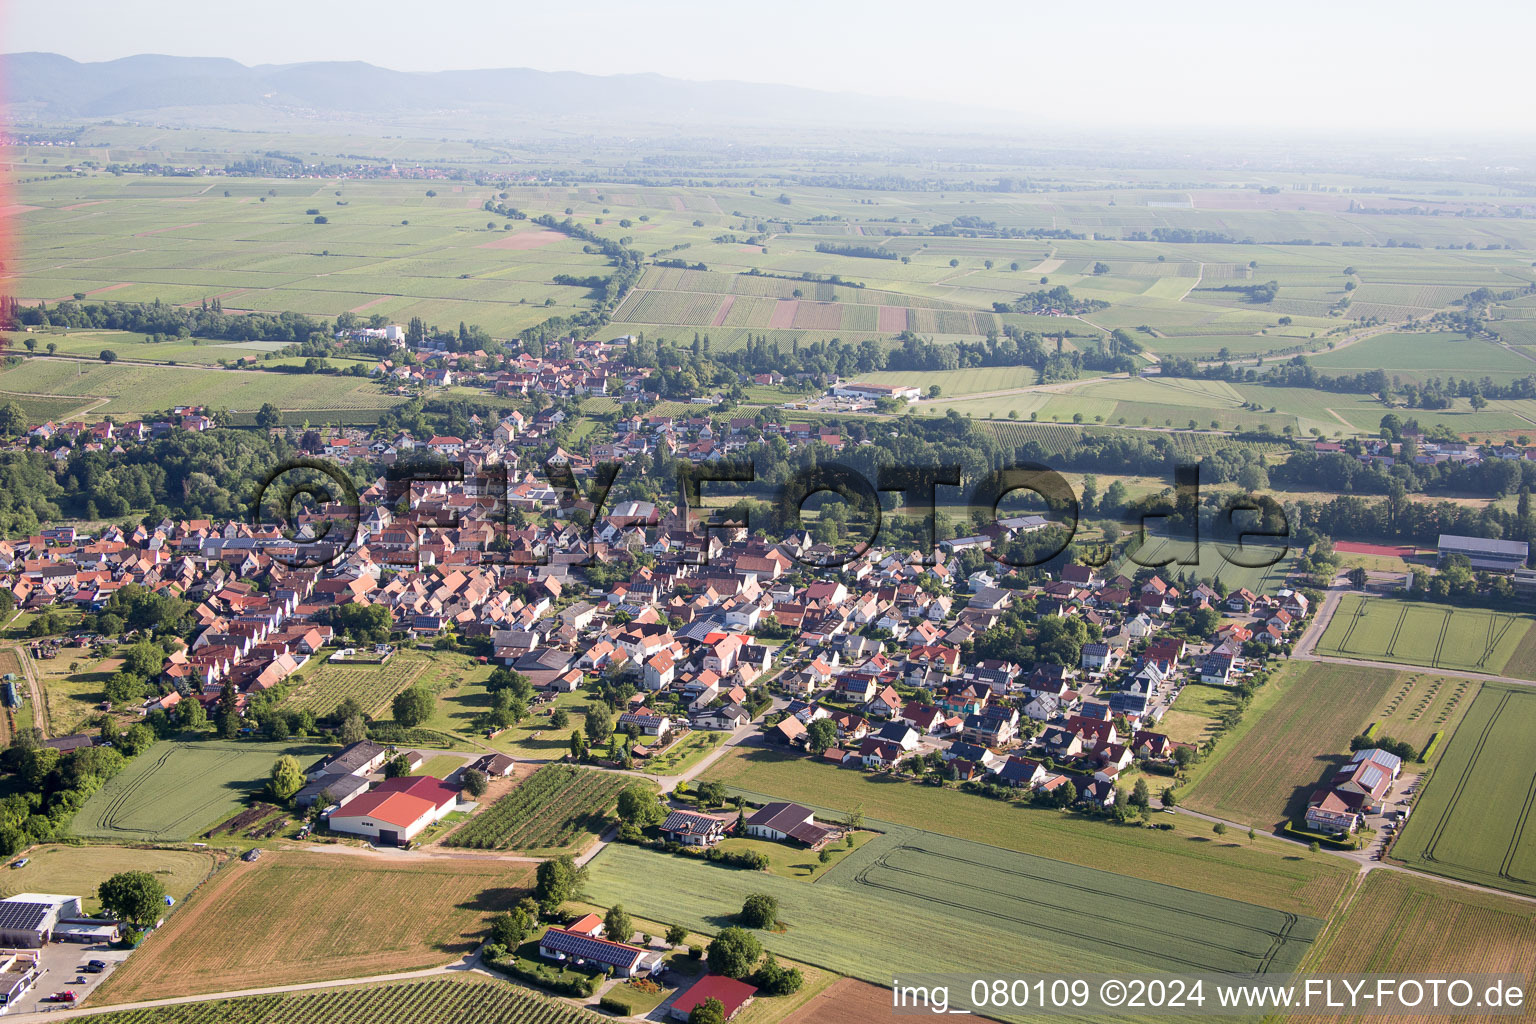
<box><xmin>305</xmin><ymin>740</ymin><xmax>388</xmax><ymax>780</ymax></box>
<box><xmin>0</xmin><ymin>894</ymin><xmax>83</xmax><ymax>948</ymax></box>
<box><xmin>326</xmin><ymin>776</ymin><xmax>459</xmax><ymax>845</ymax></box>
<box><xmin>536</xmin><ymin>925</ymin><xmax>661</xmax><ymax>978</ymax></box>
<box><xmin>1437</xmin><ymin>534</ymin><xmax>1528</xmax><ymax>573</ymax></box>
<box><xmin>831</xmin><ymin>381</ymin><xmax>919</xmax><ymax>402</ymax></box>
<box><xmin>742</xmin><ymin>802</ymin><xmax>835</xmax><ymax>848</ymax></box>
<box><xmin>297</xmin><ymin>772</ymin><xmax>370</xmax><ymax>809</ymax></box>
<box><xmin>670</xmin><ymin>975</ymin><xmax>758</xmax><ymax>1021</ymax></box>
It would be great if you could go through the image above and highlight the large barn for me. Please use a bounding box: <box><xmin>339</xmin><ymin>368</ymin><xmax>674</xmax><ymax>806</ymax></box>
<box><xmin>326</xmin><ymin>776</ymin><xmax>459</xmax><ymax>846</ymax></box>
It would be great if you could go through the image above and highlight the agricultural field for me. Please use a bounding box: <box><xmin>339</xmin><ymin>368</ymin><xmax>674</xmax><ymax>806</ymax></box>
<box><xmin>0</xmin><ymin>354</ymin><xmax>405</xmax><ymax>419</ymax></box>
<box><xmin>7</xmin><ymin>175</ymin><xmax>611</xmax><ymax>339</ymax></box>
<box><xmin>699</xmin><ymin>748</ymin><xmax>1352</xmax><ymax>918</ymax></box>
<box><xmin>85</xmin><ymin>976</ymin><xmax>603</xmax><ymax>1024</ymax></box>
<box><xmin>0</xmin><ymin>845</ymin><xmax>216</xmax><ymax>914</ymax></box>
<box><xmin>1297</xmin><ymin>871</ymin><xmax>1536</xmax><ymax>1022</ymax></box>
<box><xmin>584</xmin><ymin>832</ymin><xmax>1323</xmax><ymax>1023</ymax></box>
<box><xmin>856</xmin><ymin>364</ymin><xmax>1041</xmax><ymax>395</ymax></box>
<box><xmin>1180</xmin><ymin>662</ymin><xmax>1397</xmax><ymax>828</ymax></box>
<box><xmin>1366</xmin><ymin>672</ymin><xmax>1482</xmax><ymax>755</ymax></box>
<box><xmin>1112</xmin><ymin>533</ymin><xmax>1298</xmax><ymax>595</ymax></box>
<box><xmin>94</xmin><ymin>852</ymin><xmax>531</xmax><ymax>1003</ymax></box>
<box><xmin>73</xmin><ymin>740</ymin><xmax>330</xmax><ymax>842</ymax></box>
<box><xmin>1314</xmin><ymin>595</ymin><xmax>1536</xmax><ymax>677</ymax></box>
<box><xmin>442</xmin><ymin>763</ymin><xmax>629</xmax><ymax>853</ymax></box>
<box><xmin>1307</xmin><ymin>330</ymin><xmax>1536</xmax><ymax>385</ymax></box>
<box><xmin>279</xmin><ymin>650</ymin><xmax>433</xmax><ymax>718</ymax></box>
<box><xmin>1394</xmin><ymin>684</ymin><xmax>1536</xmax><ymax>897</ymax></box>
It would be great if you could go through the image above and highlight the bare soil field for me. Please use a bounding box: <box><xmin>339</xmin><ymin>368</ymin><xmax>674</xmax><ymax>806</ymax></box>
<box><xmin>93</xmin><ymin>850</ymin><xmax>530</xmax><ymax>1004</ymax></box>
<box><xmin>781</xmin><ymin>978</ymin><xmax>893</xmax><ymax>1024</ymax></box>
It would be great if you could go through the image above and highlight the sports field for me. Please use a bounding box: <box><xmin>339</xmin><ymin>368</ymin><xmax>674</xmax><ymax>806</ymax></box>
<box><xmin>86</xmin><ymin>976</ymin><xmax>603</xmax><ymax>1024</ymax></box>
<box><xmin>1181</xmin><ymin>662</ymin><xmax>1397</xmax><ymax>828</ymax></box>
<box><xmin>1393</xmin><ymin>684</ymin><xmax>1536</xmax><ymax>897</ymax></box>
<box><xmin>94</xmin><ymin>852</ymin><xmax>531</xmax><ymax>1003</ymax></box>
<box><xmin>1297</xmin><ymin>871</ymin><xmax>1536</xmax><ymax>1023</ymax></box>
<box><xmin>584</xmin><ymin>832</ymin><xmax>1322</xmax><ymax>1018</ymax></box>
<box><xmin>0</xmin><ymin>845</ymin><xmax>217</xmax><ymax>915</ymax></box>
<box><xmin>700</xmin><ymin>748</ymin><xmax>1351</xmax><ymax>918</ymax></box>
<box><xmin>73</xmin><ymin>740</ymin><xmax>331</xmax><ymax>841</ymax></box>
<box><xmin>1314</xmin><ymin>595</ymin><xmax>1536</xmax><ymax>677</ymax></box>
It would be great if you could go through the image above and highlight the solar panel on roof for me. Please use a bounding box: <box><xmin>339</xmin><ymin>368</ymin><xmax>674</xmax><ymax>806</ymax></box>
<box><xmin>0</xmin><ymin>902</ymin><xmax>50</xmax><ymax>932</ymax></box>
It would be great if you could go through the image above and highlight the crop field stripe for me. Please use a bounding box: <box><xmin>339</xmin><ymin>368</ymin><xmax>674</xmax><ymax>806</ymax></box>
<box><xmin>94</xmin><ymin>744</ymin><xmax>252</xmax><ymax>838</ymax></box>
<box><xmin>1428</xmin><ymin>608</ymin><xmax>1452</xmax><ymax>666</ymax></box>
<box><xmin>1478</xmin><ymin>612</ymin><xmax>1517</xmax><ymax>670</ymax></box>
<box><xmin>1421</xmin><ymin>690</ymin><xmax>1509</xmax><ymax>864</ymax></box>
<box><xmin>1499</xmin><ymin>764</ymin><xmax>1536</xmax><ymax>883</ymax></box>
<box><xmin>1337</xmin><ymin>595</ymin><xmax>1367</xmax><ymax>653</ymax></box>
<box><xmin>855</xmin><ymin>841</ymin><xmax>1300</xmax><ymax>973</ymax></box>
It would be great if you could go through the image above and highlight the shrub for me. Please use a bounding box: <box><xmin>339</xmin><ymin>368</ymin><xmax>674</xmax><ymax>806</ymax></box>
<box><xmin>599</xmin><ymin>994</ymin><xmax>631</xmax><ymax>1015</ymax></box>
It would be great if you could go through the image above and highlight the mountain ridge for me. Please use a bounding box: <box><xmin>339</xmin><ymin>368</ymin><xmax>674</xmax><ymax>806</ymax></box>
<box><xmin>1</xmin><ymin>51</ymin><xmax>997</xmax><ymax>128</ymax></box>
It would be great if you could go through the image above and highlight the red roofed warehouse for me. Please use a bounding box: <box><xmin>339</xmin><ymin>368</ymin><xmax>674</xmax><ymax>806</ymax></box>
<box><xmin>670</xmin><ymin>975</ymin><xmax>758</xmax><ymax>1021</ymax></box>
<box><xmin>326</xmin><ymin>776</ymin><xmax>459</xmax><ymax>846</ymax></box>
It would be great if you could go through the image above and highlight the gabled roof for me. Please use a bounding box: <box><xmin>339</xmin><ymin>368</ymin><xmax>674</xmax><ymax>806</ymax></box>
<box><xmin>330</xmin><ymin>790</ymin><xmax>436</xmax><ymax>829</ymax></box>
<box><xmin>538</xmin><ymin>925</ymin><xmax>645</xmax><ymax>971</ymax></box>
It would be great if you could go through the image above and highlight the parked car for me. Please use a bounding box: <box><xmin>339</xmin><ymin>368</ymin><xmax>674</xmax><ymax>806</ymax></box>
<box><xmin>86</xmin><ymin>960</ymin><xmax>108</xmax><ymax>972</ymax></box>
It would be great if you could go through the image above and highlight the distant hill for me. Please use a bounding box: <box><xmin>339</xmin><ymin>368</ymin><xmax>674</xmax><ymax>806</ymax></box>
<box><xmin>1</xmin><ymin>52</ymin><xmax>984</xmax><ymax>128</ymax></box>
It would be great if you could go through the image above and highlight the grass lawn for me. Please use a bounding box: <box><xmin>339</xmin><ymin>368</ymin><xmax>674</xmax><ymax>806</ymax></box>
<box><xmin>700</xmin><ymin>747</ymin><xmax>1351</xmax><ymax>918</ymax></box>
<box><xmin>715</xmin><ymin>830</ymin><xmax>874</xmax><ymax>882</ymax></box>
<box><xmin>93</xmin><ymin>851</ymin><xmax>531</xmax><ymax>1004</ymax></box>
<box><xmin>0</xmin><ymin>844</ymin><xmax>218</xmax><ymax>914</ymax></box>
<box><xmin>38</xmin><ymin>651</ymin><xmax>115</xmax><ymax>735</ymax></box>
<box><xmin>1315</xmin><ymin>594</ymin><xmax>1536</xmax><ymax>677</ymax></box>
<box><xmin>415</xmin><ymin>753</ymin><xmax>470</xmax><ymax>779</ymax></box>
<box><xmin>1</xmin><ymin>608</ymin><xmax>82</xmax><ymax>641</ymax></box>
<box><xmin>609</xmin><ymin>977</ymin><xmax>672</xmax><ymax>1015</ymax></box>
<box><xmin>1392</xmin><ymin>684</ymin><xmax>1536</xmax><ymax>897</ymax></box>
<box><xmin>643</xmin><ymin>729</ymin><xmax>725</xmax><ymax>775</ymax></box>
<box><xmin>429</xmin><ymin>682</ymin><xmax>600</xmax><ymax>758</ymax></box>
<box><xmin>1181</xmin><ymin>661</ymin><xmax>1396</xmax><ymax>829</ymax></box>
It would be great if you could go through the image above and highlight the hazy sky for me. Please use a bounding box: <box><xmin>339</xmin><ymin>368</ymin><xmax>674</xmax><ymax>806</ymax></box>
<box><xmin>6</xmin><ymin>0</ymin><xmax>1532</xmax><ymax>133</ymax></box>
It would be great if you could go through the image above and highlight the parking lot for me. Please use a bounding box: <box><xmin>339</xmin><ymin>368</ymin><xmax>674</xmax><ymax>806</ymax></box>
<box><xmin>1363</xmin><ymin>770</ymin><xmax>1422</xmax><ymax>861</ymax></box>
<box><xmin>3</xmin><ymin>943</ymin><xmax>129</xmax><ymax>1016</ymax></box>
